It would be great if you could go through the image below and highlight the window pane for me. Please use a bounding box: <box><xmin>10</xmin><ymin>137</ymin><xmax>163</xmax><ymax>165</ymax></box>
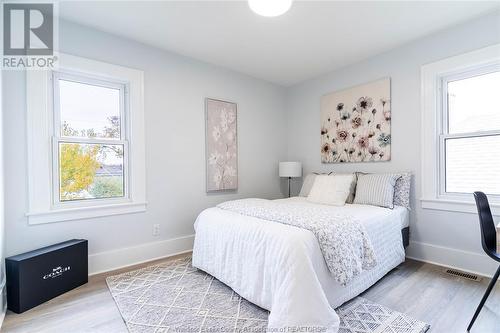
<box><xmin>59</xmin><ymin>79</ymin><xmax>121</xmax><ymax>139</ymax></box>
<box><xmin>447</xmin><ymin>71</ymin><xmax>500</xmax><ymax>134</ymax></box>
<box><xmin>59</xmin><ymin>143</ymin><xmax>124</xmax><ymax>201</ymax></box>
<box><xmin>445</xmin><ymin>135</ymin><xmax>500</xmax><ymax>195</ymax></box>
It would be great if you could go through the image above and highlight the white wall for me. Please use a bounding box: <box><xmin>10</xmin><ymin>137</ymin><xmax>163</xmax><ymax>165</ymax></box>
<box><xmin>3</xmin><ymin>20</ymin><xmax>287</xmax><ymax>274</ymax></box>
<box><xmin>4</xmin><ymin>12</ymin><xmax>500</xmax><ymax>278</ymax></box>
<box><xmin>285</xmin><ymin>12</ymin><xmax>500</xmax><ymax>276</ymax></box>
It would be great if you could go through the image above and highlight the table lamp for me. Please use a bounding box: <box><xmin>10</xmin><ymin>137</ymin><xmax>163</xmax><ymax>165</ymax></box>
<box><xmin>279</xmin><ymin>162</ymin><xmax>302</xmax><ymax>197</ymax></box>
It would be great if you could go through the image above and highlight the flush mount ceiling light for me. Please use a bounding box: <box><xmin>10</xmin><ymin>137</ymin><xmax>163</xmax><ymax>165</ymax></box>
<box><xmin>248</xmin><ymin>0</ymin><xmax>292</xmax><ymax>17</ymax></box>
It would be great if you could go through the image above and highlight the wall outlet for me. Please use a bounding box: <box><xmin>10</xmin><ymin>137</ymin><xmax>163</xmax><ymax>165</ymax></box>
<box><xmin>152</xmin><ymin>224</ymin><xmax>160</xmax><ymax>236</ymax></box>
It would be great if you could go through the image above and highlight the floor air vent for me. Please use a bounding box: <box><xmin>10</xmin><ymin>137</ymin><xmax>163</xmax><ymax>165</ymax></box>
<box><xmin>445</xmin><ymin>269</ymin><xmax>481</xmax><ymax>282</ymax></box>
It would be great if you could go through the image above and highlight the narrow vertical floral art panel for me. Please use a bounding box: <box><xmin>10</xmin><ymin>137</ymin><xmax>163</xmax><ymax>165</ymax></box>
<box><xmin>206</xmin><ymin>98</ymin><xmax>238</xmax><ymax>191</ymax></box>
<box><xmin>321</xmin><ymin>78</ymin><xmax>391</xmax><ymax>163</ymax></box>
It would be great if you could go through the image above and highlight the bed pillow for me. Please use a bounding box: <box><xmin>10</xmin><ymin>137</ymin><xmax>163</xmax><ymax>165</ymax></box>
<box><xmin>394</xmin><ymin>173</ymin><xmax>411</xmax><ymax>209</ymax></box>
<box><xmin>299</xmin><ymin>172</ymin><xmax>357</xmax><ymax>203</ymax></box>
<box><xmin>298</xmin><ymin>172</ymin><xmax>333</xmax><ymax>196</ymax></box>
<box><xmin>299</xmin><ymin>173</ymin><xmax>317</xmax><ymax>197</ymax></box>
<box><xmin>307</xmin><ymin>174</ymin><xmax>354</xmax><ymax>206</ymax></box>
<box><xmin>353</xmin><ymin>173</ymin><xmax>400</xmax><ymax>208</ymax></box>
<box><xmin>335</xmin><ymin>172</ymin><xmax>358</xmax><ymax>204</ymax></box>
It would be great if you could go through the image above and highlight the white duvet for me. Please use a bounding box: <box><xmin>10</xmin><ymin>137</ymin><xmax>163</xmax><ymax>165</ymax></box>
<box><xmin>192</xmin><ymin>197</ymin><xmax>408</xmax><ymax>333</ymax></box>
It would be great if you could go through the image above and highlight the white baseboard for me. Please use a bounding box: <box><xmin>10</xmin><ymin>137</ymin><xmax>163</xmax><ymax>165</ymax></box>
<box><xmin>88</xmin><ymin>234</ymin><xmax>195</xmax><ymax>275</ymax></box>
<box><xmin>406</xmin><ymin>240</ymin><xmax>498</xmax><ymax>278</ymax></box>
<box><xmin>88</xmin><ymin>237</ymin><xmax>497</xmax><ymax>279</ymax></box>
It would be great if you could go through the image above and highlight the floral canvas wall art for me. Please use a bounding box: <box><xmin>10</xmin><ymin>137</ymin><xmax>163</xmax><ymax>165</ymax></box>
<box><xmin>320</xmin><ymin>78</ymin><xmax>391</xmax><ymax>163</ymax></box>
<box><xmin>206</xmin><ymin>98</ymin><xmax>238</xmax><ymax>191</ymax></box>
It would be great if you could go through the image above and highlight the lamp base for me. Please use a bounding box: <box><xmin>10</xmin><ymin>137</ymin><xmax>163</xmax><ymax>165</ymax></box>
<box><xmin>288</xmin><ymin>177</ymin><xmax>291</xmax><ymax>198</ymax></box>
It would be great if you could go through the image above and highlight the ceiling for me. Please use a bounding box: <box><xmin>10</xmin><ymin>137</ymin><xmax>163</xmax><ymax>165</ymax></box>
<box><xmin>58</xmin><ymin>1</ymin><xmax>500</xmax><ymax>86</ymax></box>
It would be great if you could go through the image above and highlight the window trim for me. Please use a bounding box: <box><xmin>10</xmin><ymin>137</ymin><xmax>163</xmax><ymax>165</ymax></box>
<box><xmin>438</xmin><ymin>64</ymin><xmax>500</xmax><ymax>201</ymax></box>
<box><xmin>421</xmin><ymin>44</ymin><xmax>500</xmax><ymax>215</ymax></box>
<box><xmin>51</xmin><ymin>71</ymin><xmax>129</xmax><ymax>207</ymax></box>
<box><xmin>26</xmin><ymin>53</ymin><xmax>146</xmax><ymax>224</ymax></box>
<box><xmin>52</xmin><ymin>139</ymin><xmax>130</xmax><ymax>208</ymax></box>
<box><xmin>439</xmin><ymin>132</ymin><xmax>500</xmax><ymax>200</ymax></box>
<box><xmin>52</xmin><ymin>70</ymin><xmax>127</xmax><ymax>140</ymax></box>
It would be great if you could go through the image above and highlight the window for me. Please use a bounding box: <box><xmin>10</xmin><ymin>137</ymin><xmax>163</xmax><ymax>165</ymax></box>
<box><xmin>53</xmin><ymin>73</ymin><xmax>127</xmax><ymax>203</ymax></box>
<box><xmin>441</xmin><ymin>69</ymin><xmax>500</xmax><ymax>196</ymax></box>
<box><xmin>421</xmin><ymin>44</ymin><xmax>500</xmax><ymax>214</ymax></box>
<box><xmin>26</xmin><ymin>53</ymin><xmax>146</xmax><ymax>224</ymax></box>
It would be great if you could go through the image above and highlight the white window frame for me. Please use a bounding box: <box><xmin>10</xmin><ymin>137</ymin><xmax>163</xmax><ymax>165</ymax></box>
<box><xmin>52</xmin><ymin>71</ymin><xmax>129</xmax><ymax>207</ymax></box>
<box><xmin>421</xmin><ymin>44</ymin><xmax>500</xmax><ymax>215</ymax></box>
<box><xmin>26</xmin><ymin>53</ymin><xmax>146</xmax><ymax>224</ymax></box>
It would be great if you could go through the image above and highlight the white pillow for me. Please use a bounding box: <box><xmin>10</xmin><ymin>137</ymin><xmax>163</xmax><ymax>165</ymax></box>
<box><xmin>307</xmin><ymin>174</ymin><xmax>354</xmax><ymax>206</ymax></box>
<box><xmin>299</xmin><ymin>173</ymin><xmax>317</xmax><ymax>197</ymax></box>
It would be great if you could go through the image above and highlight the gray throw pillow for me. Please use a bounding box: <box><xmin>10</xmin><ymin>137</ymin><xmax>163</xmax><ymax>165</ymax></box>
<box><xmin>353</xmin><ymin>173</ymin><xmax>401</xmax><ymax>208</ymax></box>
<box><xmin>394</xmin><ymin>173</ymin><xmax>411</xmax><ymax>209</ymax></box>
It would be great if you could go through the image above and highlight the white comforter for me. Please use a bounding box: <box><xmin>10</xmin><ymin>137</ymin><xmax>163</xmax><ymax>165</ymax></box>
<box><xmin>217</xmin><ymin>198</ymin><xmax>378</xmax><ymax>285</ymax></box>
<box><xmin>192</xmin><ymin>197</ymin><xmax>408</xmax><ymax>333</ymax></box>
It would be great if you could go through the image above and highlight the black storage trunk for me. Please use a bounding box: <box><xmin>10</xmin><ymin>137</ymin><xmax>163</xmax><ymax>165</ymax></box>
<box><xmin>6</xmin><ymin>239</ymin><xmax>88</xmax><ymax>313</ymax></box>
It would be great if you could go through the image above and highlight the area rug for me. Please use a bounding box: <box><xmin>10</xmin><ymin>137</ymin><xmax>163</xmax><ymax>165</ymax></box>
<box><xmin>106</xmin><ymin>256</ymin><xmax>430</xmax><ymax>333</ymax></box>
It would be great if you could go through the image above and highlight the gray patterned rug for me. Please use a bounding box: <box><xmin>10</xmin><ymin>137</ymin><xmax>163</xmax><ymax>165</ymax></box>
<box><xmin>106</xmin><ymin>256</ymin><xmax>430</xmax><ymax>333</ymax></box>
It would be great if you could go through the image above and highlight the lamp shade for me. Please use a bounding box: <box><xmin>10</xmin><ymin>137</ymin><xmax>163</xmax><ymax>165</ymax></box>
<box><xmin>279</xmin><ymin>162</ymin><xmax>302</xmax><ymax>178</ymax></box>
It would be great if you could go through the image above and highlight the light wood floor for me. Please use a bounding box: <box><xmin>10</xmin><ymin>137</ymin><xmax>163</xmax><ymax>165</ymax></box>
<box><xmin>3</xmin><ymin>254</ymin><xmax>499</xmax><ymax>333</ymax></box>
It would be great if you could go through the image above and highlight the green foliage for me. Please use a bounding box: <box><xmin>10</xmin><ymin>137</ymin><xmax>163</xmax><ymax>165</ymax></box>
<box><xmin>59</xmin><ymin>143</ymin><xmax>100</xmax><ymax>200</ymax></box>
<box><xmin>59</xmin><ymin>117</ymin><xmax>124</xmax><ymax>201</ymax></box>
<box><xmin>90</xmin><ymin>176</ymin><xmax>124</xmax><ymax>198</ymax></box>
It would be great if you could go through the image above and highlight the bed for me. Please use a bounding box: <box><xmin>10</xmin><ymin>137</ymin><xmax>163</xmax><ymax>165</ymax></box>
<box><xmin>192</xmin><ymin>196</ymin><xmax>409</xmax><ymax>332</ymax></box>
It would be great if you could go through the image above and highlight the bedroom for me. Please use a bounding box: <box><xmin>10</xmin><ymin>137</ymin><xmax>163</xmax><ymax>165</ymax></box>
<box><xmin>0</xmin><ymin>0</ymin><xmax>499</xmax><ymax>332</ymax></box>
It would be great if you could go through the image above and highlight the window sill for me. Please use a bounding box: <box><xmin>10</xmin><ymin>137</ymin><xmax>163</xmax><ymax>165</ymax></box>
<box><xmin>26</xmin><ymin>201</ymin><xmax>147</xmax><ymax>225</ymax></box>
<box><xmin>421</xmin><ymin>198</ymin><xmax>500</xmax><ymax>216</ymax></box>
